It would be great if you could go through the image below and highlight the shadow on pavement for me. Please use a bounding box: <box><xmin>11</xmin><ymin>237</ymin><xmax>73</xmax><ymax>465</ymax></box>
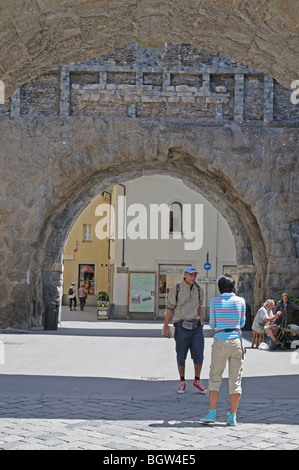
<box><xmin>0</xmin><ymin>373</ymin><xmax>298</xmax><ymax>426</ymax></box>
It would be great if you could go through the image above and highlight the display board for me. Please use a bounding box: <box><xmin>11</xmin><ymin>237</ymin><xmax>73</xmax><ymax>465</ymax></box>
<box><xmin>97</xmin><ymin>301</ymin><xmax>109</xmax><ymax>320</ymax></box>
<box><xmin>128</xmin><ymin>272</ymin><xmax>156</xmax><ymax>313</ymax></box>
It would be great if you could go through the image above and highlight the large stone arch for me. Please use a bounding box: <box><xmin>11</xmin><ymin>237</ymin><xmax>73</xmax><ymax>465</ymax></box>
<box><xmin>1</xmin><ymin>112</ymin><xmax>298</xmax><ymax>329</ymax></box>
<box><xmin>1</xmin><ymin>0</ymin><xmax>298</xmax><ymax>97</ymax></box>
<box><xmin>40</xmin><ymin>159</ymin><xmax>264</xmax><ymax>326</ymax></box>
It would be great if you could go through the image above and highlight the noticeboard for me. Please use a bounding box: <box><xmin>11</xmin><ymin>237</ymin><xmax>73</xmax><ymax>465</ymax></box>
<box><xmin>128</xmin><ymin>272</ymin><xmax>156</xmax><ymax>314</ymax></box>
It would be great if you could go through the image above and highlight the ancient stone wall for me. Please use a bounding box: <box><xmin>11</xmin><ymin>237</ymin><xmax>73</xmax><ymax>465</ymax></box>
<box><xmin>3</xmin><ymin>44</ymin><xmax>299</xmax><ymax>123</ymax></box>
<box><xmin>1</xmin><ymin>1</ymin><xmax>298</xmax><ymax>97</ymax></box>
<box><xmin>0</xmin><ymin>44</ymin><xmax>298</xmax><ymax>328</ymax></box>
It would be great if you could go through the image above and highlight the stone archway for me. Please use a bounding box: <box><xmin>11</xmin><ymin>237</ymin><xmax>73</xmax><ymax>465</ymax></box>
<box><xmin>0</xmin><ymin>4</ymin><xmax>298</xmax><ymax>330</ymax></box>
<box><xmin>1</xmin><ymin>113</ymin><xmax>298</xmax><ymax>329</ymax></box>
<box><xmin>1</xmin><ymin>0</ymin><xmax>298</xmax><ymax>97</ymax></box>
<box><xmin>40</xmin><ymin>160</ymin><xmax>264</xmax><ymax>327</ymax></box>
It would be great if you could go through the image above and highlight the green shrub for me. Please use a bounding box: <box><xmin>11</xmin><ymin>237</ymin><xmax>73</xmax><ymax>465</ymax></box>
<box><xmin>97</xmin><ymin>291</ymin><xmax>109</xmax><ymax>301</ymax></box>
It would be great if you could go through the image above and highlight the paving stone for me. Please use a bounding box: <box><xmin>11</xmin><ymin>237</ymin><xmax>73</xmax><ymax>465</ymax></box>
<box><xmin>0</xmin><ymin>395</ymin><xmax>298</xmax><ymax>450</ymax></box>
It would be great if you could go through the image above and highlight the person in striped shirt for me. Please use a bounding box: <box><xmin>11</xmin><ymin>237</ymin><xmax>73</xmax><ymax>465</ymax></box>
<box><xmin>201</xmin><ymin>274</ymin><xmax>246</xmax><ymax>426</ymax></box>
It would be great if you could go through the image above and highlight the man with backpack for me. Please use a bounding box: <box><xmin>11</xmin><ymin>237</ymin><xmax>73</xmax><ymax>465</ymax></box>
<box><xmin>163</xmin><ymin>266</ymin><xmax>206</xmax><ymax>394</ymax></box>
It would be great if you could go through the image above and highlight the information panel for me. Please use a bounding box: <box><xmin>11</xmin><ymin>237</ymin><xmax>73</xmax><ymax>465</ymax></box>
<box><xmin>128</xmin><ymin>272</ymin><xmax>156</xmax><ymax>313</ymax></box>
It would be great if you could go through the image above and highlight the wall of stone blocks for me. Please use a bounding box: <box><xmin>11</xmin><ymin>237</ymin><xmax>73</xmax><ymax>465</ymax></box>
<box><xmin>1</xmin><ymin>44</ymin><xmax>298</xmax><ymax>123</ymax></box>
<box><xmin>0</xmin><ymin>44</ymin><xmax>298</xmax><ymax>328</ymax></box>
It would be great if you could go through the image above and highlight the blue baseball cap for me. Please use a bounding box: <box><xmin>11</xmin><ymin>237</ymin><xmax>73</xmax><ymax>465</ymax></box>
<box><xmin>185</xmin><ymin>266</ymin><xmax>198</xmax><ymax>274</ymax></box>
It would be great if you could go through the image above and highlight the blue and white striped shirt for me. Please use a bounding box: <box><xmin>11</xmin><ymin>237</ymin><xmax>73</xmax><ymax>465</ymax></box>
<box><xmin>209</xmin><ymin>293</ymin><xmax>246</xmax><ymax>340</ymax></box>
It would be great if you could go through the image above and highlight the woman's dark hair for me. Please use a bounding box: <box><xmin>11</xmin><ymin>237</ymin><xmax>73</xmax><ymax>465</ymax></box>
<box><xmin>218</xmin><ymin>274</ymin><xmax>235</xmax><ymax>294</ymax></box>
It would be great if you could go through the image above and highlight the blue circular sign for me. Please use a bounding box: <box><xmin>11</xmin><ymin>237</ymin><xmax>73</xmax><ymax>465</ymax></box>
<box><xmin>204</xmin><ymin>262</ymin><xmax>212</xmax><ymax>271</ymax></box>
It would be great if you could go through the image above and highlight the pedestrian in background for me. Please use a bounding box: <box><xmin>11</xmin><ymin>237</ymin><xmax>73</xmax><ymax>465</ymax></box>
<box><xmin>252</xmin><ymin>299</ymin><xmax>282</xmax><ymax>346</ymax></box>
<box><xmin>78</xmin><ymin>283</ymin><xmax>87</xmax><ymax>311</ymax></box>
<box><xmin>68</xmin><ymin>282</ymin><xmax>77</xmax><ymax>311</ymax></box>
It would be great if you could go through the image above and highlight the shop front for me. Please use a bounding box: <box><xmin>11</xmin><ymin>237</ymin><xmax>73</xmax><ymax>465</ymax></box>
<box><xmin>79</xmin><ymin>264</ymin><xmax>95</xmax><ymax>295</ymax></box>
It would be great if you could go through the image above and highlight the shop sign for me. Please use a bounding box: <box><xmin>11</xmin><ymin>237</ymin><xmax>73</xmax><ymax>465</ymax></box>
<box><xmin>97</xmin><ymin>301</ymin><xmax>109</xmax><ymax>320</ymax></box>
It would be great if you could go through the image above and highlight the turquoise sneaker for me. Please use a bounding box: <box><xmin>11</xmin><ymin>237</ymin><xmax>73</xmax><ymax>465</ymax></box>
<box><xmin>227</xmin><ymin>413</ymin><xmax>237</xmax><ymax>426</ymax></box>
<box><xmin>200</xmin><ymin>409</ymin><xmax>216</xmax><ymax>424</ymax></box>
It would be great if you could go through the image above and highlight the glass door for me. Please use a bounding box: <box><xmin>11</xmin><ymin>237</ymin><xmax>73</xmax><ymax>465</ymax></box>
<box><xmin>78</xmin><ymin>264</ymin><xmax>95</xmax><ymax>295</ymax></box>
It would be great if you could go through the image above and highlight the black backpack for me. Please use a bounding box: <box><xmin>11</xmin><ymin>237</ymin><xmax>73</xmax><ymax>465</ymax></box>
<box><xmin>68</xmin><ymin>287</ymin><xmax>74</xmax><ymax>295</ymax></box>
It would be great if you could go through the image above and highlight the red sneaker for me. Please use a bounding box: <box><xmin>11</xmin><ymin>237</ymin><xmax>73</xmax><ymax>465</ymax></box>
<box><xmin>177</xmin><ymin>381</ymin><xmax>186</xmax><ymax>394</ymax></box>
<box><xmin>193</xmin><ymin>379</ymin><xmax>207</xmax><ymax>394</ymax></box>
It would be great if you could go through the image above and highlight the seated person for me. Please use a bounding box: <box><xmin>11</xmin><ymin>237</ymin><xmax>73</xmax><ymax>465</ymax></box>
<box><xmin>252</xmin><ymin>299</ymin><xmax>282</xmax><ymax>343</ymax></box>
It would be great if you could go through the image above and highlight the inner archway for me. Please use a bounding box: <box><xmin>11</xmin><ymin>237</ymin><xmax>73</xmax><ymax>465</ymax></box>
<box><xmin>39</xmin><ymin>156</ymin><xmax>267</xmax><ymax>327</ymax></box>
<box><xmin>61</xmin><ymin>173</ymin><xmax>239</xmax><ymax>321</ymax></box>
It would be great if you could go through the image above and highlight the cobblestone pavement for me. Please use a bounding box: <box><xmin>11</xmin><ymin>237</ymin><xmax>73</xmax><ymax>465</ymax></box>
<box><xmin>0</xmin><ymin>395</ymin><xmax>299</xmax><ymax>450</ymax></box>
<box><xmin>0</xmin><ymin>309</ymin><xmax>299</xmax><ymax>451</ymax></box>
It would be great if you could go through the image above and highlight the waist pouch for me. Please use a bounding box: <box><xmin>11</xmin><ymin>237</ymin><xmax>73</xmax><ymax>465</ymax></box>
<box><xmin>181</xmin><ymin>320</ymin><xmax>200</xmax><ymax>330</ymax></box>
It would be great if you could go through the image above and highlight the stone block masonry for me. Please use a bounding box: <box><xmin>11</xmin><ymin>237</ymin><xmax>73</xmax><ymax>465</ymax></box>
<box><xmin>0</xmin><ymin>44</ymin><xmax>298</xmax><ymax>328</ymax></box>
<box><xmin>71</xmin><ymin>81</ymin><xmax>229</xmax><ymax>119</ymax></box>
<box><xmin>1</xmin><ymin>1</ymin><xmax>299</xmax><ymax>98</ymax></box>
<box><xmin>1</xmin><ymin>44</ymin><xmax>298</xmax><ymax>123</ymax></box>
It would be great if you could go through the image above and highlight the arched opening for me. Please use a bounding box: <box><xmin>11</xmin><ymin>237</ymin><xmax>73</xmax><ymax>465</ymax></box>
<box><xmin>61</xmin><ymin>174</ymin><xmax>238</xmax><ymax>321</ymax></box>
<box><xmin>37</xmin><ymin>156</ymin><xmax>267</xmax><ymax>328</ymax></box>
<box><xmin>0</xmin><ymin>3</ymin><xmax>298</xmax><ymax>332</ymax></box>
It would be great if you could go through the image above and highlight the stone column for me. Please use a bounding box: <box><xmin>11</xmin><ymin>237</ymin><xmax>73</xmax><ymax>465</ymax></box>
<box><xmin>234</xmin><ymin>74</ymin><xmax>244</xmax><ymax>121</ymax></box>
<box><xmin>202</xmin><ymin>73</ymin><xmax>210</xmax><ymax>90</ymax></box>
<box><xmin>128</xmin><ymin>102</ymin><xmax>136</xmax><ymax>117</ymax></box>
<box><xmin>264</xmin><ymin>75</ymin><xmax>274</xmax><ymax>122</ymax></box>
<box><xmin>162</xmin><ymin>73</ymin><xmax>170</xmax><ymax>90</ymax></box>
<box><xmin>10</xmin><ymin>88</ymin><xmax>21</xmax><ymax>118</ymax></box>
<box><xmin>60</xmin><ymin>71</ymin><xmax>71</xmax><ymax>117</ymax></box>
<box><xmin>215</xmin><ymin>102</ymin><xmax>223</xmax><ymax>120</ymax></box>
<box><xmin>136</xmin><ymin>72</ymin><xmax>143</xmax><ymax>86</ymax></box>
<box><xmin>99</xmin><ymin>71</ymin><xmax>107</xmax><ymax>85</ymax></box>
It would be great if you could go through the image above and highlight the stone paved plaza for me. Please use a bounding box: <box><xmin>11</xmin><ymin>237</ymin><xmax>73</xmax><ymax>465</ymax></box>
<box><xmin>0</xmin><ymin>306</ymin><xmax>298</xmax><ymax>451</ymax></box>
<box><xmin>0</xmin><ymin>395</ymin><xmax>299</xmax><ymax>451</ymax></box>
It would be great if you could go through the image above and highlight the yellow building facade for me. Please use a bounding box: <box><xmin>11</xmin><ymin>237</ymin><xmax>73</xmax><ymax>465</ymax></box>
<box><xmin>63</xmin><ymin>192</ymin><xmax>111</xmax><ymax>306</ymax></box>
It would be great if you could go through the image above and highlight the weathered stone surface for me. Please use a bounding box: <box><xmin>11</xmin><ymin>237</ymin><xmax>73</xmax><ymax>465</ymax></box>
<box><xmin>0</xmin><ymin>1</ymin><xmax>299</xmax><ymax>97</ymax></box>
<box><xmin>0</xmin><ymin>42</ymin><xmax>298</xmax><ymax>328</ymax></box>
<box><xmin>0</xmin><ymin>112</ymin><xmax>298</xmax><ymax>327</ymax></box>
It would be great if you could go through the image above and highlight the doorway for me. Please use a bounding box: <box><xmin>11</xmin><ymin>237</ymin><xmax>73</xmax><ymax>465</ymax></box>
<box><xmin>78</xmin><ymin>264</ymin><xmax>95</xmax><ymax>295</ymax></box>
